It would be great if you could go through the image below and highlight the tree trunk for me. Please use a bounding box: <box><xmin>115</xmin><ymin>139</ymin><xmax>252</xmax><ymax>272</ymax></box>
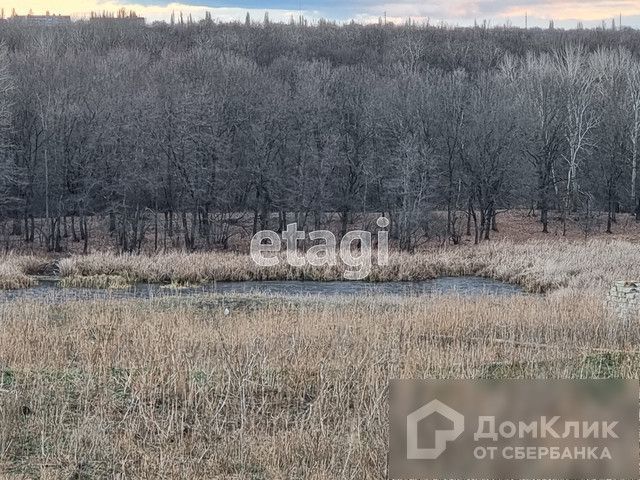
<box><xmin>71</xmin><ymin>216</ymin><xmax>79</xmax><ymax>242</ymax></box>
<box><xmin>154</xmin><ymin>209</ymin><xmax>159</xmax><ymax>252</ymax></box>
<box><xmin>539</xmin><ymin>165</ymin><xmax>550</xmax><ymax>233</ymax></box>
<box><xmin>79</xmin><ymin>215</ymin><xmax>86</xmax><ymax>241</ymax></box>
<box><xmin>483</xmin><ymin>208</ymin><xmax>491</xmax><ymax>241</ymax></box>
<box><xmin>191</xmin><ymin>208</ymin><xmax>198</xmax><ymax>250</ymax></box>
<box><xmin>120</xmin><ymin>213</ymin><xmax>128</xmax><ymax>254</ymax></box>
<box><xmin>252</xmin><ymin>210</ymin><xmax>259</xmax><ymax>236</ymax></box>
<box><xmin>11</xmin><ymin>219</ymin><xmax>21</xmax><ymax>237</ymax></box>
<box><xmin>466</xmin><ymin>198</ymin><xmax>472</xmax><ymax>236</ymax></box>
<box><xmin>540</xmin><ymin>206</ymin><xmax>548</xmax><ymax>234</ymax></box>
<box><xmin>469</xmin><ymin>202</ymin><xmax>479</xmax><ymax>245</ymax></box>
<box><xmin>29</xmin><ymin>215</ymin><xmax>34</xmax><ymax>243</ymax></box>
<box><xmin>163</xmin><ymin>211</ymin><xmax>169</xmax><ymax>252</ymax></box>
<box><xmin>340</xmin><ymin>210</ymin><xmax>349</xmax><ymax>238</ymax></box>
<box><xmin>607</xmin><ymin>189</ymin><xmax>614</xmax><ymax>234</ymax></box>
<box><xmin>182</xmin><ymin>211</ymin><xmax>192</xmax><ymax>250</ymax></box>
<box><xmin>202</xmin><ymin>204</ymin><xmax>210</xmax><ymax>247</ymax></box>
<box><xmin>82</xmin><ymin>215</ymin><xmax>89</xmax><ymax>254</ymax></box>
<box><xmin>54</xmin><ymin>217</ymin><xmax>62</xmax><ymax>252</ymax></box>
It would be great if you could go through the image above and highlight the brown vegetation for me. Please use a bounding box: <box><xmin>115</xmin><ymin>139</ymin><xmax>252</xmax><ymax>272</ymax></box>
<box><xmin>1</xmin><ymin>234</ymin><xmax>636</xmax><ymax>476</ymax></box>
<box><xmin>58</xmin><ymin>274</ymin><xmax>132</xmax><ymax>289</ymax></box>
<box><xmin>0</xmin><ymin>255</ymin><xmax>50</xmax><ymax>289</ymax></box>
<box><xmin>0</xmin><ymin>292</ymin><xmax>635</xmax><ymax>477</ymax></box>
<box><xmin>51</xmin><ymin>239</ymin><xmax>640</xmax><ymax>293</ymax></box>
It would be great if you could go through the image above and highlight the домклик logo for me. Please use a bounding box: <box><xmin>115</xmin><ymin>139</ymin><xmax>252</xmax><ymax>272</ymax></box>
<box><xmin>406</xmin><ymin>399</ymin><xmax>464</xmax><ymax>460</ymax></box>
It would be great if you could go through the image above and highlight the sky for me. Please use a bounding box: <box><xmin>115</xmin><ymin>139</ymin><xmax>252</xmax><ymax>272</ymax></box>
<box><xmin>2</xmin><ymin>0</ymin><xmax>640</xmax><ymax>29</ymax></box>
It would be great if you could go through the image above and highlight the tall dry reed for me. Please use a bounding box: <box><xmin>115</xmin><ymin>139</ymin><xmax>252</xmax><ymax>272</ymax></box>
<box><xmin>0</xmin><ymin>255</ymin><xmax>50</xmax><ymax>289</ymax></box>
<box><xmin>0</xmin><ymin>292</ymin><xmax>635</xmax><ymax>477</ymax></box>
<box><xmin>55</xmin><ymin>239</ymin><xmax>640</xmax><ymax>292</ymax></box>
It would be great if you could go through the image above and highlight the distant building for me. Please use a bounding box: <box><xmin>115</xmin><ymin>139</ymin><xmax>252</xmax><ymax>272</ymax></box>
<box><xmin>11</xmin><ymin>14</ymin><xmax>71</xmax><ymax>27</ymax></box>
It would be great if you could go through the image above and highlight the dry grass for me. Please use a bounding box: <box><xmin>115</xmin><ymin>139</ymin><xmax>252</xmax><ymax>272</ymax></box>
<box><xmin>58</xmin><ymin>274</ymin><xmax>132</xmax><ymax>289</ymax></box>
<box><xmin>55</xmin><ymin>239</ymin><xmax>640</xmax><ymax>293</ymax></box>
<box><xmin>0</xmin><ymin>291</ymin><xmax>635</xmax><ymax>477</ymax></box>
<box><xmin>0</xmin><ymin>255</ymin><xmax>50</xmax><ymax>290</ymax></box>
<box><xmin>1</xmin><ymin>238</ymin><xmax>637</xmax><ymax>476</ymax></box>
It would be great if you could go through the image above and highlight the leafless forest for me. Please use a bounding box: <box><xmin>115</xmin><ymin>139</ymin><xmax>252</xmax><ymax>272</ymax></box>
<box><xmin>0</xmin><ymin>20</ymin><xmax>640</xmax><ymax>253</ymax></box>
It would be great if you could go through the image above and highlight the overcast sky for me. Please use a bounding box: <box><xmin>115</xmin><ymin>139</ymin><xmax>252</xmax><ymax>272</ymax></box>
<box><xmin>5</xmin><ymin>0</ymin><xmax>640</xmax><ymax>28</ymax></box>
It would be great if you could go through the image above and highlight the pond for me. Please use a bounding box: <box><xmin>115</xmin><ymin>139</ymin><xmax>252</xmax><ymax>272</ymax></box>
<box><xmin>0</xmin><ymin>276</ymin><xmax>524</xmax><ymax>302</ymax></box>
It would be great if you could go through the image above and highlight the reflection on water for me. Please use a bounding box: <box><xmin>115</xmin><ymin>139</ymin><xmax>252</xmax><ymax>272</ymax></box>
<box><xmin>0</xmin><ymin>276</ymin><xmax>524</xmax><ymax>302</ymax></box>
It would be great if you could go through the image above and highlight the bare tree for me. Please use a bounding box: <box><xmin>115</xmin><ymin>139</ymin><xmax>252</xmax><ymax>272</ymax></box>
<box><xmin>627</xmin><ymin>63</ymin><xmax>640</xmax><ymax>217</ymax></box>
<box><xmin>433</xmin><ymin>69</ymin><xmax>468</xmax><ymax>243</ymax></box>
<box><xmin>380</xmin><ymin>69</ymin><xmax>434</xmax><ymax>251</ymax></box>
<box><xmin>458</xmin><ymin>75</ymin><xmax>519</xmax><ymax>243</ymax></box>
<box><xmin>516</xmin><ymin>52</ymin><xmax>564</xmax><ymax>233</ymax></box>
<box><xmin>554</xmin><ymin>44</ymin><xmax>600</xmax><ymax>234</ymax></box>
<box><xmin>0</xmin><ymin>44</ymin><xmax>18</xmax><ymax>249</ymax></box>
<box><xmin>589</xmin><ymin>48</ymin><xmax>630</xmax><ymax>233</ymax></box>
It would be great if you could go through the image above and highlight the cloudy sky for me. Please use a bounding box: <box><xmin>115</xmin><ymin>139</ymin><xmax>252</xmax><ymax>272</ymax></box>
<box><xmin>5</xmin><ymin>0</ymin><xmax>640</xmax><ymax>28</ymax></box>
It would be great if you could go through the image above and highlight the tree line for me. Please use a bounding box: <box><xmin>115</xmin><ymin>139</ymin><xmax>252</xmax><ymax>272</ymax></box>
<box><xmin>0</xmin><ymin>21</ymin><xmax>639</xmax><ymax>252</ymax></box>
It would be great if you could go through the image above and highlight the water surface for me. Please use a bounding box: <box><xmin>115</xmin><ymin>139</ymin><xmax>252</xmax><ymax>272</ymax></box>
<box><xmin>0</xmin><ymin>276</ymin><xmax>524</xmax><ymax>303</ymax></box>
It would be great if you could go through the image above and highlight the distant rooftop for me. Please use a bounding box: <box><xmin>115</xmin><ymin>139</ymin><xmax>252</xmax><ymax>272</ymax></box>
<box><xmin>0</xmin><ymin>10</ymin><xmax>146</xmax><ymax>26</ymax></box>
<box><xmin>8</xmin><ymin>14</ymin><xmax>72</xmax><ymax>26</ymax></box>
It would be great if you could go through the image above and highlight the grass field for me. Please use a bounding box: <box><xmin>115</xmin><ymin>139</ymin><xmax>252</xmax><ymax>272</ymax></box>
<box><xmin>0</xmin><ymin>292</ymin><xmax>636</xmax><ymax>477</ymax></box>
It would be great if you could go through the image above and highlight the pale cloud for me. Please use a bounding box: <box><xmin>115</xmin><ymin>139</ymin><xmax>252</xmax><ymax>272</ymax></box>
<box><xmin>498</xmin><ymin>0</ymin><xmax>640</xmax><ymax>20</ymax></box>
<box><xmin>4</xmin><ymin>0</ymin><xmax>640</xmax><ymax>27</ymax></box>
<box><xmin>362</xmin><ymin>0</ymin><xmax>640</xmax><ymax>26</ymax></box>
